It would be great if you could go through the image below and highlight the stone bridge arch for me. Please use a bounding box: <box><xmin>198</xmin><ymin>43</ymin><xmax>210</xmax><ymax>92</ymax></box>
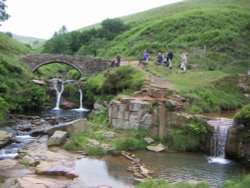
<box><xmin>20</xmin><ymin>54</ymin><xmax>111</xmax><ymax>74</ymax></box>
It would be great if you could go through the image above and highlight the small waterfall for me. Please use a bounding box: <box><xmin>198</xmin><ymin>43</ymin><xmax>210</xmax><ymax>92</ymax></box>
<box><xmin>52</xmin><ymin>80</ymin><xmax>65</xmax><ymax>110</ymax></box>
<box><xmin>72</xmin><ymin>88</ymin><xmax>89</xmax><ymax>112</ymax></box>
<box><xmin>79</xmin><ymin>88</ymin><xmax>83</xmax><ymax>110</ymax></box>
<box><xmin>207</xmin><ymin>118</ymin><xmax>233</xmax><ymax>164</ymax></box>
<box><xmin>0</xmin><ymin>135</ymin><xmax>34</xmax><ymax>160</ymax></box>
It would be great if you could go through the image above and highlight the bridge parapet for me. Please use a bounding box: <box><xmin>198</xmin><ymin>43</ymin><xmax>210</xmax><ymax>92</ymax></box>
<box><xmin>20</xmin><ymin>54</ymin><xmax>111</xmax><ymax>74</ymax></box>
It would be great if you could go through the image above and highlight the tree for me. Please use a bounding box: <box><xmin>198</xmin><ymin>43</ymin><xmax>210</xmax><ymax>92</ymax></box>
<box><xmin>0</xmin><ymin>0</ymin><xmax>10</xmax><ymax>25</ymax></box>
<box><xmin>99</xmin><ymin>18</ymin><xmax>129</xmax><ymax>40</ymax></box>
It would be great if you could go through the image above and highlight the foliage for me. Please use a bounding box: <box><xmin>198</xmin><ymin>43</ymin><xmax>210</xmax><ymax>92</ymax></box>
<box><xmin>135</xmin><ymin>179</ymin><xmax>210</xmax><ymax>188</ymax></box>
<box><xmin>219</xmin><ymin>174</ymin><xmax>250</xmax><ymax>188</ymax></box>
<box><xmin>115</xmin><ymin>137</ymin><xmax>146</xmax><ymax>151</ymax></box>
<box><xmin>84</xmin><ymin>65</ymin><xmax>145</xmax><ymax>105</ymax></box>
<box><xmin>42</xmin><ymin>18</ymin><xmax>129</xmax><ymax>55</ymax></box>
<box><xmin>88</xmin><ymin>107</ymin><xmax>109</xmax><ymax>126</ymax></box>
<box><xmin>64</xmin><ymin>132</ymin><xmax>107</xmax><ymax>156</ymax></box>
<box><xmin>114</xmin><ymin>129</ymin><xmax>147</xmax><ymax>151</ymax></box>
<box><xmin>234</xmin><ymin>104</ymin><xmax>250</xmax><ymax>128</ymax></box>
<box><xmin>0</xmin><ymin>97</ymin><xmax>8</xmax><ymax>121</ymax></box>
<box><xmin>21</xmin><ymin>86</ymin><xmax>47</xmax><ymax>110</ymax></box>
<box><xmin>0</xmin><ymin>33</ymin><xmax>50</xmax><ymax>121</ymax></box>
<box><xmin>168</xmin><ymin>123</ymin><xmax>207</xmax><ymax>152</ymax></box>
<box><xmin>0</xmin><ymin>0</ymin><xmax>10</xmax><ymax>24</ymax></box>
<box><xmin>187</xmin><ymin>120</ymin><xmax>207</xmax><ymax>136</ymax></box>
<box><xmin>99</xmin><ymin>18</ymin><xmax>130</xmax><ymax>40</ymax></box>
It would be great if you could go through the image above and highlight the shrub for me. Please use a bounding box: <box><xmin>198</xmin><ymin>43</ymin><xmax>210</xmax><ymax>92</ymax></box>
<box><xmin>220</xmin><ymin>174</ymin><xmax>250</xmax><ymax>188</ymax></box>
<box><xmin>115</xmin><ymin>137</ymin><xmax>146</xmax><ymax>151</ymax></box>
<box><xmin>0</xmin><ymin>97</ymin><xmax>8</xmax><ymax>121</ymax></box>
<box><xmin>234</xmin><ymin>104</ymin><xmax>250</xmax><ymax>129</ymax></box>
<box><xmin>169</xmin><ymin>123</ymin><xmax>207</xmax><ymax>152</ymax></box>
<box><xmin>187</xmin><ymin>120</ymin><xmax>207</xmax><ymax>136</ymax></box>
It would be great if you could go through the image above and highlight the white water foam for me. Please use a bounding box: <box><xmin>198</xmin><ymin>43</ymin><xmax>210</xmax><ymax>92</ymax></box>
<box><xmin>208</xmin><ymin>157</ymin><xmax>231</xmax><ymax>164</ymax></box>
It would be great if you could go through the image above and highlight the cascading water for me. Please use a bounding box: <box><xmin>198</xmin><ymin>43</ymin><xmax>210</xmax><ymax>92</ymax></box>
<box><xmin>207</xmin><ymin>118</ymin><xmax>233</xmax><ymax>164</ymax></box>
<box><xmin>72</xmin><ymin>88</ymin><xmax>89</xmax><ymax>112</ymax></box>
<box><xmin>52</xmin><ymin>79</ymin><xmax>65</xmax><ymax>110</ymax></box>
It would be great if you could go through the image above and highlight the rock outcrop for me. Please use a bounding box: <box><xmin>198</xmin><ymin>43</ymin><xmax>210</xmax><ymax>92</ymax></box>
<box><xmin>0</xmin><ymin>130</ymin><xmax>12</xmax><ymax>148</ymax></box>
<box><xmin>109</xmin><ymin>97</ymin><xmax>196</xmax><ymax>139</ymax></box>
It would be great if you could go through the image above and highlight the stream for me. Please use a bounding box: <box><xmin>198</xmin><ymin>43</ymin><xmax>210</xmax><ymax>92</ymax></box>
<box><xmin>0</xmin><ymin>109</ymin><xmax>250</xmax><ymax>188</ymax></box>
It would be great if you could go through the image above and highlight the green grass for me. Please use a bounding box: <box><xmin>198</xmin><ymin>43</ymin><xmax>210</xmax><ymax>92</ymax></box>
<box><xmin>97</xmin><ymin>0</ymin><xmax>250</xmax><ymax>62</ymax></box>
<box><xmin>84</xmin><ymin>65</ymin><xmax>146</xmax><ymax>105</ymax></box>
<box><xmin>219</xmin><ymin>174</ymin><xmax>250</xmax><ymax>188</ymax></box>
<box><xmin>135</xmin><ymin>179</ymin><xmax>210</xmax><ymax>188</ymax></box>
<box><xmin>0</xmin><ymin>33</ymin><xmax>48</xmax><ymax>121</ymax></box>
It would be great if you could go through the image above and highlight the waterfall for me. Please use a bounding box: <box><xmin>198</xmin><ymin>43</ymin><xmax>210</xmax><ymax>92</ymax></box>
<box><xmin>79</xmin><ymin>88</ymin><xmax>83</xmax><ymax>110</ymax></box>
<box><xmin>53</xmin><ymin>80</ymin><xmax>65</xmax><ymax>110</ymax></box>
<box><xmin>72</xmin><ymin>88</ymin><xmax>89</xmax><ymax>112</ymax></box>
<box><xmin>207</xmin><ymin>118</ymin><xmax>233</xmax><ymax>164</ymax></box>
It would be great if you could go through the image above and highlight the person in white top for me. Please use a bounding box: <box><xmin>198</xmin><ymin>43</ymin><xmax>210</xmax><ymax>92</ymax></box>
<box><xmin>180</xmin><ymin>52</ymin><xmax>188</xmax><ymax>71</ymax></box>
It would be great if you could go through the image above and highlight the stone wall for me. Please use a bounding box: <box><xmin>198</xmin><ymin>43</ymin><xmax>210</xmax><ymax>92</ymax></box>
<box><xmin>108</xmin><ymin>97</ymin><xmax>194</xmax><ymax>139</ymax></box>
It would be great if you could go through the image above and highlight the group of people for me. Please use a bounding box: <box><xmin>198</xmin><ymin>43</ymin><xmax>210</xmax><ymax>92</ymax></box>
<box><xmin>156</xmin><ymin>51</ymin><xmax>174</xmax><ymax>69</ymax></box>
<box><xmin>110</xmin><ymin>54</ymin><xmax>121</xmax><ymax>67</ymax></box>
<box><xmin>144</xmin><ymin>49</ymin><xmax>188</xmax><ymax>71</ymax></box>
<box><xmin>111</xmin><ymin>50</ymin><xmax>189</xmax><ymax>71</ymax></box>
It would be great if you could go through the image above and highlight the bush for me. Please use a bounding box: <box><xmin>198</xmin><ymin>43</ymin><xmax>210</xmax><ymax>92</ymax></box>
<box><xmin>0</xmin><ymin>97</ymin><xmax>8</xmax><ymax>121</ymax></box>
<box><xmin>84</xmin><ymin>65</ymin><xmax>145</xmax><ymax>105</ymax></box>
<box><xmin>115</xmin><ymin>137</ymin><xmax>146</xmax><ymax>151</ymax></box>
<box><xmin>169</xmin><ymin>123</ymin><xmax>207</xmax><ymax>152</ymax></box>
<box><xmin>234</xmin><ymin>104</ymin><xmax>250</xmax><ymax>129</ymax></box>
<box><xmin>220</xmin><ymin>174</ymin><xmax>250</xmax><ymax>188</ymax></box>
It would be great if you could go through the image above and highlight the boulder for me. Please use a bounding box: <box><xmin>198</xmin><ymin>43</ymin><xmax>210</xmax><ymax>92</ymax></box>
<box><xmin>0</xmin><ymin>130</ymin><xmax>12</xmax><ymax>148</ymax></box>
<box><xmin>144</xmin><ymin>137</ymin><xmax>154</xmax><ymax>144</ymax></box>
<box><xmin>48</xmin><ymin>130</ymin><xmax>68</xmax><ymax>147</ymax></box>
<box><xmin>20</xmin><ymin>155</ymin><xmax>37</xmax><ymax>166</ymax></box>
<box><xmin>146</xmin><ymin>143</ymin><xmax>165</xmax><ymax>152</ymax></box>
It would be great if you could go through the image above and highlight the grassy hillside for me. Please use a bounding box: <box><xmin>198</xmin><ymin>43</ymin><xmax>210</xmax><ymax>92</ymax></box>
<box><xmin>0</xmin><ymin>32</ymin><xmax>47</xmax><ymax>121</ymax></box>
<box><xmin>92</xmin><ymin>0</ymin><xmax>249</xmax><ymax>113</ymax></box>
<box><xmin>99</xmin><ymin>2</ymin><xmax>250</xmax><ymax>62</ymax></box>
<box><xmin>13</xmin><ymin>34</ymin><xmax>45</xmax><ymax>49</ymax></box>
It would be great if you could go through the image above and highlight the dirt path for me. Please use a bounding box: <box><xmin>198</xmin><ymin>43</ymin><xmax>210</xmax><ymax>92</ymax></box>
<box><xmin>121</xmin><ymin>61</ymin><xmax>172</xmax><ymax>90</ymax></box>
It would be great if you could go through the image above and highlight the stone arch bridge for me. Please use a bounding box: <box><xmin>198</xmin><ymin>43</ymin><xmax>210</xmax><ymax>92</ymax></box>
<box><xmin>20</xmin><ymin>54</ymin><xmax>111</xmax><ymax>74</ymax></box>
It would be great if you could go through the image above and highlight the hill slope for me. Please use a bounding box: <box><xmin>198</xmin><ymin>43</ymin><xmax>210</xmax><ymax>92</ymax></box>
<box><xmin>98</xmin><ymin>1</ymin><xmax>250</xmax><ymax>65</ymax></box>
<box><xmin>0</xmin><ymin>32</ymin><xmax>47</xmax><ymax>121</ymax></box>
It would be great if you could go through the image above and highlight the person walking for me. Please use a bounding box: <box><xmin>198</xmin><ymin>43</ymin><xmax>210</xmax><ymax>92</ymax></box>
<box><xmin>180</xmin><ymin>52</ymin><xmax>188</xmax><ymax>71</ymax></box>
<box><xmin>157</xmin><ymin>52</ymin><xmax>163</xmax><ymax>64</ymax></box>
<box><xmin>115</xmin><ymin>54</ymin><xmax>121</xmax><ymax>67</ymax></box>
<box><xmin>167</xmin><ymin>51</ymin><xmax>174</xmax><ymax>69</ymax></box>
<box><xmin>143</xmin><ymin>50</ymin><xmax>150</xmax><ymax>62</ymax></box>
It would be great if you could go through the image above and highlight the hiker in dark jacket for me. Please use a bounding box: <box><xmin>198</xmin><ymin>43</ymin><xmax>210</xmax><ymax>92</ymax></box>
<box><xmin>167</xmin><ymin>51</ymin><xmax>173</xmax><ymax>68</ymax></box>
<box><xmin>157</xmin><ymin>52</ymin><xmax>163</xmax><ymax>64</ymax></box>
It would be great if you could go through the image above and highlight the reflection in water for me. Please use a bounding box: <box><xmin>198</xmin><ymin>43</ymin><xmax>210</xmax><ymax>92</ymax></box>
<box><xmin>74</xmin><ymin>157</ymin><xmax>133</xmax><ymax>188</ymax></box>
<box><xmin>134</xmin><ymin>151</ymin><xmax>250</xmax><ymax>188</ymax></box>
<box><xmin>41</xmin><ymin>109</ymin><xmax>90</xmax><ymax>123</ymax></box>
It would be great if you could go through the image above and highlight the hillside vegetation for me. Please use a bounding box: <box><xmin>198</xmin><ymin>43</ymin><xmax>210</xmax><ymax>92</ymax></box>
<box><xmin>0</xmin><ymin>33</ymin><xmax>47</xmax><ymax>121</ymax></box>
<box><xmin>39</xmin><ymin>0</ymin><xmax>250</xmax><ymax>113</ymax></box>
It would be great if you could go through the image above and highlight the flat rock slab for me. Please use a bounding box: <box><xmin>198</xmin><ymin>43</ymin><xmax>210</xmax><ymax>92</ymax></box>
<box><xmin>0</xmin><ymin>159</ymin><xmax>17</xmax><ymax>169</ymax></box>
<box><xmin>35</xmin><ymin>161</ymin><xmax>78</xmax><ymax>179</ymax></box>
<box><xmin>1</xmin><ymin>176</ymin><xmax>68</xmax><ymax>188</ymax></box>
